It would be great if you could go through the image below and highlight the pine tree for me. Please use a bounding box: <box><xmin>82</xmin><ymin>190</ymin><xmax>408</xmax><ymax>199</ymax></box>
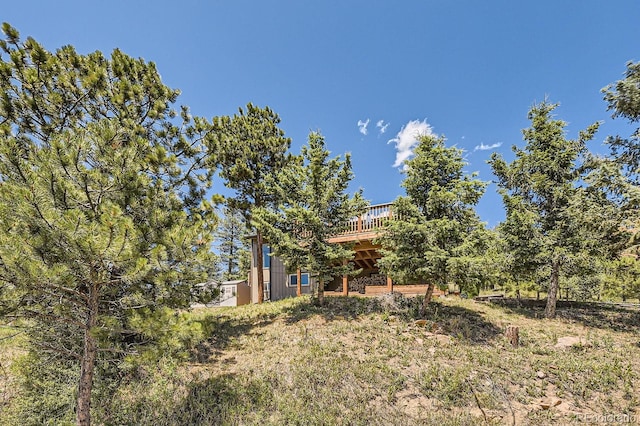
<box><xmin>210</xmin><ymin>104</ymin><xmax>291</xmax><ymax>303</ymax></box>
<box><xmin>215</xmin><ymin>207</ymin><xmax>250</xmax><ymax>281</ymax></box>
<box><xmin>0</xmin><ymin>24</ymin><xmax>216</xmax><ymax>425</ymax></box>
<box><xmin>254</xmin><ymin>131</ymin><xmax>366</xmax><ymax>305</ymax></box>
<box><xmin>490</xmin><ymin>101</ymin><xmax>629</xmax><ymax>318</ymax></box>
<box><xmin>603</xmin><ymin>60</ymin><xmax>640</xmax><ymax>177</ymax></box>
<box><xmin>376</xmin><ymin>134</ymin><xmax>486</xmax><ymax>316</ymax></box>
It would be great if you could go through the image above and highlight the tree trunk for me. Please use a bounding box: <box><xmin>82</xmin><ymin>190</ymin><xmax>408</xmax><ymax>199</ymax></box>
<box><xmin>419</xmin><ymin>283</ymin><xmax>435</xmax><ymax>317</ymax></box>
<box><xmin>544</xmin><ymin>260</ymin><xmax>560</xmax><ymax>319</ymax></box>
<box><xmin>296</xmin><ymin>268</ymin><xmax>302</xmax><ymax>297</ymax></box>
<box><xmin>256</xmin><ymin>231</ymin><xmax>264</xmax><ymax>304</ymax></box>
<box><xmin>317</xmin><ymin>278</ymin><xmax>324</xmax><ymax>306</ymax></box>
<box><xmin>505</xmin><ymin>325</ymin><xmax>519</xmax><ymax>348</ymax></box>
<box><xmin>77</xmin><ymin>286</ymin><xmax>99</xmax><ymax>426</ymax></box>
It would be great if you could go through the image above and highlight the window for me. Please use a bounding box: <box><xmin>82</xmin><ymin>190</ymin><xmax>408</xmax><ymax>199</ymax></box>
<box><xmin>289</xmin><ymin>273</ymin><xmax>310</xmax><ymax>287</ymax></box>
<box><xmin>262</xmin><ymin>244</ymin><xmax>270</xmax><ymax>268</ymax></box>
<box><xmin>263</xmin><ymin>282</ymin><xmax>271</xmax><ymax>301</ymax></box>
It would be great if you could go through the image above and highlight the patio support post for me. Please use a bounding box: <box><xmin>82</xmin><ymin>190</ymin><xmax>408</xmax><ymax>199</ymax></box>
<box><xmin>342</xmin><ymin>260</ymin><xmax>349</xmax><ymax>296</ymax></box>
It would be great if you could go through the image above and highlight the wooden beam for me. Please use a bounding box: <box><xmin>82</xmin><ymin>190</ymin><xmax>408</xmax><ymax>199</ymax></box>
<box><xmin>342</xmin><ymin>261</ymin><xmax>349</xmax><ymax>296</ymax></box>
<box><xmin>387</xmin><ymin>276</ymin><xmax>393</xmax><ymax>293</ymax></box>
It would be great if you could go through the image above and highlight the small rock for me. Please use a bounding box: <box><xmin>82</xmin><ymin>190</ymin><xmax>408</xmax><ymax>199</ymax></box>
<box><xmin>536</xmin><ymin>371</ymin><xmax>546</xmax><ymax>379</ymax></box>
<box><xmin>555</xmin><ymin>336</ymin><xmax>588</xmax><ymax>349</ymax></box>
<box><xmin>427</xmin><ymin>334</ymin><xmax>454</xmax><ymax>345</ymax></box>
<box><xmin>539</xmin><ymin>397</ymin><xmax>562</xmax><ymax>409</ymax></box>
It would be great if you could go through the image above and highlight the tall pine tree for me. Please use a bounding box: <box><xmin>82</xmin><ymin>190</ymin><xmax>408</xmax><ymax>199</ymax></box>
<box><xmin>0</xmin><ymin>25</ymin><xmax>216</xmax><ymax>425</ymax></box>
<box><xmin>376</xmin><ymin>134</ymin><xmax>486</xmax><ymax>316</ymax></box>
<box><xmin>210</xmin><ymin>104</ymin><xmax>291</xmax><ymax>303</ymax></box>
<box><xmin>254</xmin><ymin>131</ymin><xmax>366</xmax><ymax>305</ymax></box>
<box><xmin>215</xmin><ymin>207</ymin><xmax>250</xmax><ymax>281</ymax></box>
<box><xmin>490</xmin><ymin>101</ymin><xmax>629</xmax><ymax>318</ymax></box>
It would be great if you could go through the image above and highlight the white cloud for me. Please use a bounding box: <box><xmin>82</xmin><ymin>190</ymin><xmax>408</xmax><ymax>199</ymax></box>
<box><xmin>376</xmin><ymin>119</ymin><xmax>389</xmax><ymax>134</ymax></box>
<box><xmin>388</xmin><ymin>119</ymin><xmax>435</xmax><ymax>168</ymax></box>
<box><xmin>473</xmin><ymin>142</ymin><xmax>502</xmax><ymax>152</ymax></box>
<box><xmin>357</xmin><ymin>119</ymin><xmax>370</xmax><ymax>135</ymax></box>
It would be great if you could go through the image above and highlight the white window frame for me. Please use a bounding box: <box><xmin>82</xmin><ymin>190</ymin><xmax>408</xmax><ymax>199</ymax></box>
<box><xmin>263</xmin><ymin>282</ymin><xmax>271</xmax><ymax>301</ymax></box>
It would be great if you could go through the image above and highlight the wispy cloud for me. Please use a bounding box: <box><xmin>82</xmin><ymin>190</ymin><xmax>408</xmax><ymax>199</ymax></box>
<box><xmin>388</xmin><ymin>119</ymin><xmax>435</xmax><ymax>168</ymax></box>
<box><xmin>473</xmin><ymin>142</ymin><xmax>502</xmax><ymax>152</ymax></box>
<box><xmin>376</xmin><ymin>119</ymin><xmax>389</xmax><ymax>134</ymax></box>
<box><xmin>357</xmin><ymin>119</ymin><xmax>370</xmax><ymax>135</ymax></box>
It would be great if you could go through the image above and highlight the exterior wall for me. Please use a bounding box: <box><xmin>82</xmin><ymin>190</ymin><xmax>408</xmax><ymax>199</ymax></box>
<box><xmin>219</xmin><ymin>280</ymin><xmax>251</xmax><ymax>306</ymax></box>
<box><xmin>236</xmin><ymin>281</ymin><xmax>251</xmax><ymax>305</ymax></box>
<box><xmin>249</xmin><ymin>238</ymin><xmax>312</xmax><ymax>303</ymax></box>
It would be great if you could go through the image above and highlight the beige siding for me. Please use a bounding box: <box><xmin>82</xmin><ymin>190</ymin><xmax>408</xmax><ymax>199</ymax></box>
<box><xmin>249</xmin><ymin>238</ymin><xmax>312</xmax><ymax>302</ymax></box>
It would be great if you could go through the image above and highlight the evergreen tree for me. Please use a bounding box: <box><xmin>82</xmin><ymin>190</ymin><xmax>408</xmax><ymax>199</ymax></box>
<box><xmin>376</xmin><ymin>134</ymin><xmax>486</xmax><ymax>316</ymax></box>
<box><xmin>210</xmin><ymin>104</ymin><xmax>291</xmax><ymax>303</ymax></box>
<box><xmin>601</xmin><ymin>257</ymin><xmax>640</xmax><ymax>302</ymax></box>
<box><xmin>603</xmin><ymin>60</ymin><xmax>640</xmax><ymax>177</ymax></box>
<box><xmin>254</xmin><ymin>131</ymin><xmax>366</xmax><ymax>305</ymax></box>
<box><xmin>0</xmin><ymin>25</ymin><xmax>216</xmax><ymax>425</ymax></box>
<box><xmin>215</xmin><ymin>207</ymin><xmax>250</xmax><ymax>281</ymax></box>
<box><xmin>490</xmin><ymin>101</ymin><xmax>629</xmax><ymax>318</ymax></box>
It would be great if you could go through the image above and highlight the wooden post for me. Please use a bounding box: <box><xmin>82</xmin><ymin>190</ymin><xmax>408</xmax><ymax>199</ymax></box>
<box><xmin>342</xmin><ymin>260</ymin><xmax>349</xmax><ymax>296</ymax></box>
<box><xmin>387</xmin><ymin>276</ymin><xmax>393</xmax><ymax>293</ymax></box>
<box><xmin>296</xmin><ymin>268</ymin><xmax>302</xmax><ymax>297</ymax></box>
<box><xmin>505</xmin><ymin>325</ymin><xmax>519</xmax><ymax>348</ymax></box>
<box><xmin>357</xmin><ymin>215</ymin><xmax>362</xmax><ymax>232</ymax></box>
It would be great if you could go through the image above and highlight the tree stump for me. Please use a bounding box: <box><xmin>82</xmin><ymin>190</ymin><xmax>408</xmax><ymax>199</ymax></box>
<box><xmin>505</xmin><ymin>325</ymin><xmax>519</xmax><ymax>348</ymax></box>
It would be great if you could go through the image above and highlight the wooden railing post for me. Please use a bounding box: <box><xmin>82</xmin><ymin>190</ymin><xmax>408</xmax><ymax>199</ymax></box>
<box><xmin>387</xmin><ymin>276</ymin><xmax>393</xmax><ymax>294</ymax></box>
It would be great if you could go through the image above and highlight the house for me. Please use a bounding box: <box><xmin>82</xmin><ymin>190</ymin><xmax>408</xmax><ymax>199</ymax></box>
<box><xmin>219</xmin><ymin>279</ymin><xmax>251</xmax><ymax>306</ymax></box>
<box><xmin>249</xmin><ymin>242</ymin><xmax>314</xmax><ymax>302</ymax></box>
<box><xmin>247</xmin><ymin>203</ymin><xmax>444</xmax><ymax>303</ymax></box>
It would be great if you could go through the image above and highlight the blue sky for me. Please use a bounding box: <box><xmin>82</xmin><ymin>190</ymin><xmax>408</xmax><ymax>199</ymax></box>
<box><xmin>4</xmin><ymin>1</ymin><xmax>640</xmax><ymax>227</ymax></box>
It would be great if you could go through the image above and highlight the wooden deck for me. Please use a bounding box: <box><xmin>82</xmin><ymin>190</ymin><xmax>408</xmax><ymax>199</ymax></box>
<box><xmin>328</xmin><ymin>203</ymin><xmax>395</xmax><ymax>244</ymax></box>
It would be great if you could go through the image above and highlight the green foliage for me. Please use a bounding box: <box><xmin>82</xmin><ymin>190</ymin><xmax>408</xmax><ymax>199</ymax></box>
<box><xmin>600</xmin><ymin>257</ymin><xmax>640</xmax><ymax>302</ymax></box>
<box><xmin>490</xmin><ymin>101</ymin><xmax>630</xmax><ymax>317</ymax></box>
<box><xmin>376</xmin><ymin>134</ymin><xmax>487</xmax><ymax>300</ymax></box>
<box><xmin>3</xmin><ymin>354</ymin><xmax>77</xmax><ymax>425</ymax></box>
<box><xmin>210</xmin><ymin>103</ymin><xmax>291</xmax><ymax>303</ymax></box>
<box><xmin>254</xmin><ymin>131</ymin><xmax>367</xmax><ymax>301</ymax></box>
<box><xmin>603</xmin><ymin>61</ymin><xmax>640</xmax><ymax>176</ymax></box>
<box><xmin>211</xmin><ymin>103</ymin><xmax>291</xmax><ymax>216</ymax></box>
<box><xmin>215</xmin><ymin>207</ymin><xmax>250</xmax><ymax>281</ymax></box>
<box><xmin>0</xmin><ymin>24</ymin><xmax>217</xmax><ymax>423</ymax></box>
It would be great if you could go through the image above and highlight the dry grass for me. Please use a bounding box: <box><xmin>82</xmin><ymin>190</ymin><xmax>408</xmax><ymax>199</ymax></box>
<box><xmin>2</xmin><ymin>295</ymin><xmax>640</xmax><ymax>425</ymax></box>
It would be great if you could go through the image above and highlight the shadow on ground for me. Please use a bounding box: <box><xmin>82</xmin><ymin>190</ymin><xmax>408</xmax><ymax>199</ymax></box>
<box><xmin>490</xmin><ymin>298</ymin><xmax>640</xmax><ymax>333</ymax></box>
<box><xmin>190</xmin><ymin>311</ymin><xmax>281</xmax><ymax>363</ymax></box>
<box><xmin>280</xmin><ymin>295</ymin><xmax>503</xmax><ymax>344</ymax></box>
<box><xmin>190</xmin><ymin>294</ymin><xmax>506</xmax><ymax>362</ymax></box>
<box><xmin>166</xmin><ymin>372</ymin><xmax>267</xmax><ymax>425</ymax></box>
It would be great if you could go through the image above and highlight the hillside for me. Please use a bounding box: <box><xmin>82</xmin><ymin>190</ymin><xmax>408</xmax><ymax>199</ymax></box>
<box><xmin>2</xmin><ymin>295</ymin><xmax>639</xmax><ymax>425</ymax></box>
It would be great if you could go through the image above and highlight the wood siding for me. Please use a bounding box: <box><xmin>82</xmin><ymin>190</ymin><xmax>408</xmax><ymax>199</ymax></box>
<box><xmin>249</xmin><ymin>240</ymin><xmax>312</xmax><ymax>302</ymax></box>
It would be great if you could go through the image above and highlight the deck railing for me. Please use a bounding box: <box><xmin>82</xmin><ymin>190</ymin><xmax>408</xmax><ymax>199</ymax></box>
<box><xmin>340</xmin><ymin>202</ymin><xmax>395</xmax><ymax>236</ymax></box>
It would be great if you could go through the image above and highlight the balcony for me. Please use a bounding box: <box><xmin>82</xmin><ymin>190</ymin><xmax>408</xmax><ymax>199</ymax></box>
<box><xmin>328</xmin><ymin>202</ymin><xmax>395</xmax><ymax>243</ymax></box>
